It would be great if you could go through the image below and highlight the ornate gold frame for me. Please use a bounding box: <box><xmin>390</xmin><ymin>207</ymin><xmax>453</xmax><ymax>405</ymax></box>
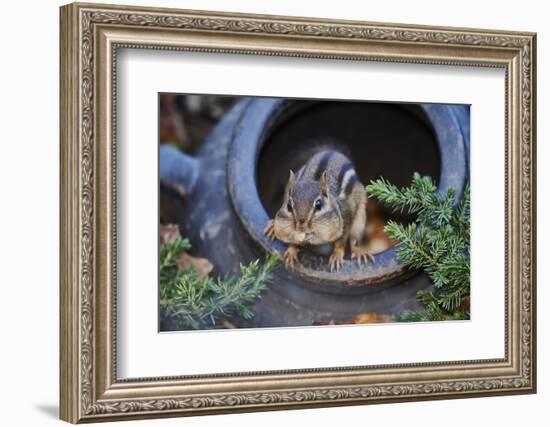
<box><xmin>59</xmin><ymin>2</ymin><xmax>537</xmax><ymax>423</ymax></box>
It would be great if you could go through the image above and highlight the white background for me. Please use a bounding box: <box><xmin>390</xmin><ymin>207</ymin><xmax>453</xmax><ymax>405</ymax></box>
<box><xmin>0</xmin><ymin>0</ymin><xmax>546</xmax><ymax>426</ymax></box>
<box><xmin>118</xmin><ymin>50</ymin><xmax>505</xmax><ymax>377</ymax></box>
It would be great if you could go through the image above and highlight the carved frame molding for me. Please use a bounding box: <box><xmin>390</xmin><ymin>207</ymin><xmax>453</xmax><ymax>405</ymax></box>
<box><xmin>60</xmin><ymin>2</ymin><xmax>536</xmax><ymax>423</ymax></box>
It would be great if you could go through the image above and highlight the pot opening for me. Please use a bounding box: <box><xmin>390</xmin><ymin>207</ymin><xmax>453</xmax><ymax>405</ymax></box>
<box><xmin>256</xmin><ymin>101</ymin><xmax>441</xmax><ymax>254</ymax></box>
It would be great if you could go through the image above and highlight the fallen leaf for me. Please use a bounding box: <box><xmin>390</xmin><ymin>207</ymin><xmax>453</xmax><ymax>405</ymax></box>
<box><xmin>160</xmin><ymin>223</ymin><xmax>181</xmax><ymax>245</ymax></box>
<box><xmin>177</xmin><ymin>252</ymin><xmax>213</xmax><ymax>279</ymax></box>
<box><xmin>160</xmin><ymin>223</ymin><xmax>214</xmax><ymax>279</ymax></box>
<box><xmin>223</xmin><ymin>320</ymin><xmax>237</xmax><ymax>329</ymax></box>
<box><xmin>159</xmin><ymin>94</ymin><xmax>190</xmax><ymax>148</ymax></box>
<box><xmin>346</xmin><ymin>313</ymin><xmax>393</xmax><ymax>324</ymax></box>
<box><xmin>364</xmin><ymin>199</ymin><xmax>398</xmax><ymax>254</ymax></box>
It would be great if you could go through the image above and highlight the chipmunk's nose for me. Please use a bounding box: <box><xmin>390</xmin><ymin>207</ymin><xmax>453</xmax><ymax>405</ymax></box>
<box><xmin>297</xmin><ymin>219</ymin><xmax>307</xmax><ymax>231</ymax></box>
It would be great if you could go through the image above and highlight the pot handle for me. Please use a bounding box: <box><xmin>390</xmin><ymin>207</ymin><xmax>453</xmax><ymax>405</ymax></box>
<box><xmin>159</xmin><ymin>145</ymin><xmax>199</xmax><ymax>198</ymax></box>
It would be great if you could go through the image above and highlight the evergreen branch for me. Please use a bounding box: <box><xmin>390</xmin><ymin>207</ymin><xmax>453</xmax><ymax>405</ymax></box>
<box><xmin>367</xmin><ymin>173</ymin><xmax>438</xmax><ymax>215</ymax></box>
<box><xmin>367</xmin><ymin>174</ymin><xmax>470</xmax><ymax>322</ymax></box>
<box><xmin>160</xmin><ymin>237</ymin><xmax>278</xmax><ymax>330</ymax></box>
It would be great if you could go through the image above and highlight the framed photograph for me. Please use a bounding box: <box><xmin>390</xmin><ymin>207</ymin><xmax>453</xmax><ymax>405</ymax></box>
<box><xmin>60</xmin><ymin>2</ymin><xmax>537</xmax><ymax>423</ymax></box>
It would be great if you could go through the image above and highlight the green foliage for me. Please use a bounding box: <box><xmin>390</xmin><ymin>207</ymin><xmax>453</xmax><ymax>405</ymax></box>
<box><xmin>160</xmin><ymin>238</ymin><xmax>278</xmax><ymax>330</ymax></box>
<box><xmin>367</xmin><ymin>173</ymin><xmax>470</xmax><ymax>322</ymax></box>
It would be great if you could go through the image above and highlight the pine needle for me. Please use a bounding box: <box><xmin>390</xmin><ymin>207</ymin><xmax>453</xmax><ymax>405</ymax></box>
<box><xmin>160</xmin><ymin>238</ymin><xmax>278</xmax><ymax>330</ymax></box>
<box><xmin>367</xmin><ymin>175</ymin><xmax>470</xmax><ymax>321</ymax></box>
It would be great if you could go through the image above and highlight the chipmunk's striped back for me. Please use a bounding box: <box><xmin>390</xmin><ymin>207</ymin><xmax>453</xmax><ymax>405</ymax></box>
<box><xmin>296</xmin><ymin>150</ymin><xmax>362</xmax><ymax>200</ymax></box>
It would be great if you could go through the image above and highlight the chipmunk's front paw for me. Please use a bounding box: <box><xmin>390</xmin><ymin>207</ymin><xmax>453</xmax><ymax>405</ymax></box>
<box><xmin>329</xmin><ymin>248</ymin><xmax>345</xmax><ymax>272</ymax></box>
<box><xmin>351</xmin><ymin>246</ymin><xmax>375</xmax><ymax>265</ymax></box>
<box><xmin>283</xmin><ymin>246</ymin><xmax>299</xmax><ymax>268</ymax></box>
<box><xmin>263</xmin><ymin>219</ymin><xmax>276</xmax><ymax>241</ymax></box>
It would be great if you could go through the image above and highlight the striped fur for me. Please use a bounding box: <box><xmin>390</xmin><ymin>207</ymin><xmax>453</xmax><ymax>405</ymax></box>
<box><xmin>269</xmin><ymin>149</ymin><xmax>370</xmax><ymax>271</ymax></box>
<box><xmin>296</xmin><ymin>150</ymin><xmax>362</xmax><ymax>199</ymax></box>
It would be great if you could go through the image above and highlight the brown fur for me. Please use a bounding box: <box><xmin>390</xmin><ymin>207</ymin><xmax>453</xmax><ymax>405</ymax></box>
<box><xmin>264</xmin><ymin>150</ymin><xmax>373</xmax><ymax>271</ymax></box>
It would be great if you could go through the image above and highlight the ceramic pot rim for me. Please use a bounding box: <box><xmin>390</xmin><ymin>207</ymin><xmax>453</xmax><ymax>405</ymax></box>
<box><xmin>227</xmin><ymin>98</ymin><xmax>466</xmax><ymax>288</ymax></box>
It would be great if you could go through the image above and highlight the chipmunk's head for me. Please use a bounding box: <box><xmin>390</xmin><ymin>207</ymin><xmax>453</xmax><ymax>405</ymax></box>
<box><xmin>273</xmin><ymin>170</ymin><xmax>343</xmax><ymax>245</ymax></box>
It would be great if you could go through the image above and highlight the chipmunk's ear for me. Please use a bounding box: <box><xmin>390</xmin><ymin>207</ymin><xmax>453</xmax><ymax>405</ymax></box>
<box><xmin>284</xmin><ymin>170</ymin><xmax>295</xmax><ymax>196</ymax></box>
<box><xmin>319</xmin><ymin>170</ymin><xmax>328</xmax><ymax>196</ymax></box>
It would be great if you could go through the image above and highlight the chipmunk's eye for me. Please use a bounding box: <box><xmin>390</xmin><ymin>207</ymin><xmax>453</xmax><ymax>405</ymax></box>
<box><xmin>314</xmin><ymin>198</ymin><xmax>323</xmax><ymax>211</ymax></box>
<box><xmin>287</xmin><ymin>200</ymin><xmax>292</xmax><ymax>212</ymax></box>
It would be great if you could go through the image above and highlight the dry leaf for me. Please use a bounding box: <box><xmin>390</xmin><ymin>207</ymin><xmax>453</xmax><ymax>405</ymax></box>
<box><xmin>223</xmin><ymin>320</ymin><xmax>237</xmax><ymax>329</ymax></box>
<box><xmin>159</xmin><ymin>94</ymin><xmax>190</xmax><ymax>147</ymax></box>
<box><xmin>346</xmin><ymin>312</ymin><xmax>393</xmax><ymax>324</ymax></box>
<box><xmin>160</xmin><ymin>223</ymin><xmax>214</xmax><ymax>279</ymax></box>
<box><xmin>160</xmin><ymin>223</ymin><xmax>181</xmax><ymax>245</ymax></box>
<box><xmin>364</xmin><ymin>199</ymin><xmax>398</xmax><ymax>254</ymax></box>
<box><xmin>177</xmin><ymin>252</ymin><xmax>213</xmax><ymax>279</ymax></box>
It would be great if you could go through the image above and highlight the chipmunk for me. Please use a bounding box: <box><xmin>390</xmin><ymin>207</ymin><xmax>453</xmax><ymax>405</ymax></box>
<box><xmin>264</xmin><ymin>150</ymin><xmax>373</xmax><ymax>271</ymax></box>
